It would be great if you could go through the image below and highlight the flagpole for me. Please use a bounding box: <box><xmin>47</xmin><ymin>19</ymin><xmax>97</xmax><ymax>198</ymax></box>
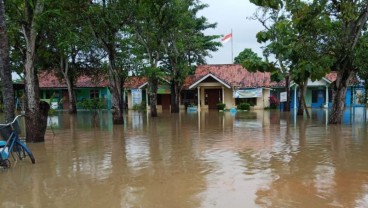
<box><xmin>231</xmin><ymin>29</ymin><xmax>233</xmax><ymax>64</ymax></box>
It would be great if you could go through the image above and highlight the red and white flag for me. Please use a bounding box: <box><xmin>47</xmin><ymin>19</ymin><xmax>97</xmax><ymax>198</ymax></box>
<box><xmin>221</xmin><ymin>33</ymin><xmax>232</xmax><ymax>43</ymax></box>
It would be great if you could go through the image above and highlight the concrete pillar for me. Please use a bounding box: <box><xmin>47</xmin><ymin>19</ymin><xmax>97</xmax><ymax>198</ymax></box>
<box><xmin>197</xmin><ymin>87</ymin><xmax>200</xmax><ymax>112</ymax></box>
<box><xmin>294</xmin><ymin>86</ymin><xmax>297</xmax><ymax>110</ymax></box>
<box><xmin>325</xmin><ymin>85</ymin><xmax>329</xmax><ymax>108</ymax></box>
<box><xmin>222</xmin><ymin>86</ymin><xmax>224</xmax><ymax>103</ymax></box>
<box><xmin>146</xmin><ymin>89</ymin><xmax>149</xmax><ymax>110</ymax></box>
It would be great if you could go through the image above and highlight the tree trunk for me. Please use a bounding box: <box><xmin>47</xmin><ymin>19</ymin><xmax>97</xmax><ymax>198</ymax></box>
<box><xmin>328</xmin><ymin>5</ymin><xmax>368</xmax><ymax>123</ymax></box>
<box><xmin>303</xmin><ymin>94</ymin><xmax>310</xmax><ymax>118</ymax></box>
<box><xmin>90</xmin><ymin>20</ymin><xmax>125</xmax><ymax>124</ymax></box>
<box><xmin>24</xmin><ymin>71</ymin><xmax>45</xmax><ymax>142</ymax></box>
<box><xmin>329</xmin><ymin>70</ymin><xmax>353</xmax><ymax>124</ymax></box>
<box><xmin>297</xmin><ymin>83</ymin><xmax>304</xmax><ymax>116</ymax></box>
<box><xmin>297</xmin><ymin>82</ymin><xmax>308</xmax><ymax>116</ymax></box>
<box><xmin>107</xmin><ymin>52</ymin><xmax>124</xmax><ymax>124</ymax></box>
<box><xmin>109</xmin><ymin>77</ymin><xmax>124</xmax><ymax>124</ymax></box>
<box><xmin>0</xmin><ymin>0</ymin><xmax>15</xmax><ymax>122</ymax></box>
<box><xmin>170</xmin><ymin>80</ymin><xmax>180</xmax><ymax>113</ymax></box>
<box><xmin>39</xmin><ymin>101</ymin><xmax>50</xmax><ymax>139</ymax></box>
<box><xmin>149</xmin><ymin>79</ymin><xmax>158</xmax><ymax>117</ymax></box>
<box><xmin>65</xmin><ymin>77</ymin><xmax>77</xmax><ymax>114</ymax></box>
<box><xmin>60</xmin><ymin>59</ymin><xmax>77</xmax><ymax>114</ymax></box>
<box><xmin>23</xmin><ymin>0</ymin><xmax>46</xmax><ymax>143</ymax></box>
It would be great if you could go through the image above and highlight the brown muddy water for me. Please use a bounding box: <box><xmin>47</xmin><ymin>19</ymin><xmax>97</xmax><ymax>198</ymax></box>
<box><xmin>0</xmin><ymin>109</ymin><xmax>368</xmax><ymax>208</ymax></box>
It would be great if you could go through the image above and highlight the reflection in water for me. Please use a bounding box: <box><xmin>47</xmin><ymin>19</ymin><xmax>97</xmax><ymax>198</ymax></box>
<box><xmin>0</xmin><ymin>109</ymin><xmax>368</xmax><ymax>207</ymax></box>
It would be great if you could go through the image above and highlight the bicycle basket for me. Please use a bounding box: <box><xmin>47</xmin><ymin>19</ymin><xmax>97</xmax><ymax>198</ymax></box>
<box><xmin>0</xmin><ymin>121</ymin><xmax>21</xmax><ymax>140</ymax></box>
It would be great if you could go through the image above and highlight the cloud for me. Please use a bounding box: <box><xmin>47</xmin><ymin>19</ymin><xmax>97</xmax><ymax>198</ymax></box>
<box><xmin>199</xmin><ymin>0</ymin><xmax>265</xmax><ymax>64</ymax></box>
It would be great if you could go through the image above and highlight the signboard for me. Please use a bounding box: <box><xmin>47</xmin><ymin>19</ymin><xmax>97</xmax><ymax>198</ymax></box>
<box><xmin>132</xmin><ymin>89</ymin><xmax>142</xmax><ymax>105</ymax></box>
<box><xmin>280</xmin><ymin>92</ymin><xmax>287</xmax><ymax>102</ymax></box>
<box><xmin>51</xmin><ymin>102</ymin><xmax>59</xmax><ymax>110</ymax></box>
<box><xmin>233</xmin><ymin>88</ymin><xmax>262</xmax><ymax>98</ymax></box>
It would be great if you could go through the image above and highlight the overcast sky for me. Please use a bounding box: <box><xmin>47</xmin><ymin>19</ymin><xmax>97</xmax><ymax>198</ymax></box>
<box><xmin>199</xmin><ymin>0</ymin><xmax>265</xmax><ymax>64</ymax></box>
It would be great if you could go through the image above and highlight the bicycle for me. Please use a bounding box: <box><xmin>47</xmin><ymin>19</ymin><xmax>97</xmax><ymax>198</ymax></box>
<box><xmin>0</xmin><ymin>115</ymin><xmax>35</xmax><ymax>168</ymax></box>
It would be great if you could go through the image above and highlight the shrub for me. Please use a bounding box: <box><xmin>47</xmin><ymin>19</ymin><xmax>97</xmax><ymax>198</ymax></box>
<box><xmin>238</xmin><ymin>103</ymin><xmax>250</xmax><ymax>110</ymax></box>
<box><xmin>269</xmin><ymin>95</ymin><xmax>279</xmax><ymax>109</ymax></box>
<box><xmin>216</xmin><ymin>103</ymin><xmax>226</xmax><ymax>110</ymax></box>
<box><xmin>77</xmin><ymin>98</ymin><xmax>105</xmax><ymax>110</ymax></box>
<box><xmin>133</xmin><ymin>101</ymin><xmax>147</xmax><ymax>111</ymax></box>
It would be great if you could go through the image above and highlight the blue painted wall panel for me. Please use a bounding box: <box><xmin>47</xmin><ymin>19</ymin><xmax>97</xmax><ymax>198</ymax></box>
<box><xmin>345</xmin><ymin>88</ymin><xmax>351</xmax><ymax>107</ymax></box>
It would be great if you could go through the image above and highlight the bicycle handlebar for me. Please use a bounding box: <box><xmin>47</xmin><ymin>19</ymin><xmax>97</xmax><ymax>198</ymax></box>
<box><xmin>0</xmin><ymin>114</ymin><xmax>25</xmax><ymax>127</ymax></box>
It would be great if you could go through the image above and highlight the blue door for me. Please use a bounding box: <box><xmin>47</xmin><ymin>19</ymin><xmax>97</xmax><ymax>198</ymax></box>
<box><xmin>311</xmin><ymin>90</ymin><xmax>324</xmax><ymax>108</ymax></box>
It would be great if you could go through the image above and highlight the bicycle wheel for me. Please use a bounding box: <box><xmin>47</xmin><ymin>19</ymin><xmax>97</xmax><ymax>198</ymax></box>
<box><xmin>14</xmin><ymin>142</ymin><xmax>35</xmax><ymax>164</ymax></box>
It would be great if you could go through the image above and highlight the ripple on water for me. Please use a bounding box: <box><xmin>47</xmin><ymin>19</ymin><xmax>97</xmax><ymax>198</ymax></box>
<box><xmin>1</xmin><ymin>110</ymin><xmax>368</xmax><ymax>208</ymax></box>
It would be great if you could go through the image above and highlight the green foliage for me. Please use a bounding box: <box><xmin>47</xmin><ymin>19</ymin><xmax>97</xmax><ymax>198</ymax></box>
<box><xmin>252</xmin><ymin>1</ymin><xmax>334</xmax><ymax>81</ymax></box>
<box><xmin>77</xmin><ymin>98</ymin><xmax>105</xmax><ymax>111</ymax></box>
<box><xmin>249</xmin><ymin>0</ymin><xmax>348</xmax><ymax>117</ymax></box>
<box><xmin>4</xmin><ymin>0</ymin><xmax>221</xmax><ymax>118</ymax></box>
<box><xmin>355</xmin><ymin>33</ymin><xmax>368</xmax><ymax>80</ymax></box>
<box><xmin>354</xmin><ymin>32</ymin><xmax>368</xmax><ymax>104</ymax></box>
<box><xmin>47</xmin><ymin>92</ymin><xmax>57</xmax><ymax>116</ymax></box>
<box><xmin>132</xmin><ymin>0</ymin><xmax>221</xmax><ymax>114</ymax></box>
<box><xmin>237</xmin><ymin>103</ymin><xmax>250</xmax><ymax>111</ymax></box>
<box><xmin>235</xmin><ymin>47</ymin><xmax>280</xmax><ymax>77</ymax></box>
<box><xmin>216</xmin><ymin>103</ymin><xmax>226</xmax><ymax>111</ymax></box>
<box><xmin>250</xmin><ymin>0</ymin><xmax>283</xmax><ymax>10</ymax></box>
<box><xmin>132</xmin><ymin>102</ymin><xmax>147</xmax><ymax>111</ymax></box>
<box><xmin>234</xmin><ymin>48</ymin><xmax>261</xmax><ymax>65</ymax></box>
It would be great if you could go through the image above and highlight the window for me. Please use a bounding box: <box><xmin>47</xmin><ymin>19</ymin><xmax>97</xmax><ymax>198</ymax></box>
<box><xmin>45</xmin><ymin>90</ymin><xmax>59</xmax><ymax>99</ymax></box>
<box><xmin>181</xmin><ymin>90</ymin><xmax>197</xmax><ymax>105</ymax></box>
<box><xmin>90</xmin><ymin>89</ymin><xmax>99</xmax><ymax>99</ymax></box>
<box><xmin>312</xmin><ymin>90</ymin><xmax>319</xmax><ymax>103</ymax></box>
<box><xmin>157</xmin><ymin>94</ymin><xmax>162</xmax><ymax>105</ymax></box>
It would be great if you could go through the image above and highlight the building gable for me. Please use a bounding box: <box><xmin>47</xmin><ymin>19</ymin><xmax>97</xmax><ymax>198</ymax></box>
<box><xmin>184</xmin><ymin>64</ymin><xmax>278</xmax><ymax>90</ymax></box>
<box><xmin>189</xmin><ymin>74</ymin><xmax>231</xmax><ymax>89</ymax></box>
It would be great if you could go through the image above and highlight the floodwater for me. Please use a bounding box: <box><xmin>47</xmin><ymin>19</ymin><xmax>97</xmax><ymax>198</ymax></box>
<box><xmin>1</xmin><ymin>108</ymin><xmax>368</xmax><ymax>208</ymax></box>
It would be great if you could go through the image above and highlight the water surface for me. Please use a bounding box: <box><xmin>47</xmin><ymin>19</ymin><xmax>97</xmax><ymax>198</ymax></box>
<box><xmin>1</xmin><ymin>109</ymin><xmax>368</xmax><ymax>208</ymax></box>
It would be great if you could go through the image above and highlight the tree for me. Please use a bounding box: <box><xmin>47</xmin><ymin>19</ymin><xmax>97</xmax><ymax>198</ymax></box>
<box><xmin>87</xmin><ymin>0</ymin><xmax>135</xmax><ymax>124</ymax></box>
<box><xmin>354</xmin><ymin>32</ymin><xmax>368</xmax><ymax>105</ymax></box>
<box><xmin>6</xmin><ymin>0</ymin><xmax>51</xmax><ymax>142</ymax></box>
<box><xmin>249</xmin><ymin>0</ymin><xmax>340</xmax><ymax>118</ymax></box>
<box><xmin>244</xmin><ymin>11</ymin><xmax>293</xmax><ymax>112</ymax></box>
<box><xmin>245</xmin><ymin>8</ymin><xmax>295</xmax><ymax>112</ymax></box>
<box><xmin>0</xmin><ymin>0</ymin><xmax>15</xmax><ymax>122</ymax></box>
<box><xmin>23</xmin><ymin>0</ymin><xmax>50</xmax><ymax>142</ymax></box>
<box><xmin>162</xmin><ymin>0</ymin><xmax>220</xmax><ymax>113</ymax></box>
<box><xmin>287</xmin><ymin>2</ymin><xmax>334</xmax><ymax>117</ymax></box>
<box><xmin>234</xmin><ymin>48</ymin><xmax>261</xmax><ymax>65</ymax></box>
<box><xmin>252</xmin><ymin>0</ymin><xmax>368</xmax><ymax>123</ymax></box>
<box><xmin>133</xmin><ymin>0</ymin><xmax>173</xmax><ymax>117</ymax></box>
<box><xmin>327</xmin><ymin>1</ymin><xmax>368</xmax><ymax>124</ymax></box>
<box><xmin>39</xmin><ymin>0</ymin><xmax>94</xmax><ymax>114</ymax></box>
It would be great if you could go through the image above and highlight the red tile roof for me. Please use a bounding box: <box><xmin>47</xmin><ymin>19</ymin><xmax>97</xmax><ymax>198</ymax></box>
<box><xmin>183</xmin><ymin>64</ymin><xmax>280</xmax><ymax>89</ymax></box>
<box><xmin>123</xmin><ymin>76</ymin><xmax>148</xmax><ymax>88</ymax></box>
<box><xmin>324</xmin><ymin>71</ymin><xmax>337</xmax><ymax>82</ymax></box>
<box><xmin>38</xmin><ymin>67</ymin><xmax>359</xmax><ymax>90</ymax></box>
<box><xmin>324</xmin><ymin>71</ymin><xmax>359</xmax><ymax>85</ymax></box>
<box><xmin>39</xmin><ymin>72</ymin><xmax>109</xmax><ymax>88</ymax></box>
<box><xmin>39</xmin><ymin>71</ymin><xmax>149</xmax><ymax>89</ymax></box>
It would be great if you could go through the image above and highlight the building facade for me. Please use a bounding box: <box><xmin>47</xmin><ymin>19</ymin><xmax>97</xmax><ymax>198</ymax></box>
<box><xmin>37</xmin><ymin>65</ymin><xmax>363</xmax><ymax>111</ymax></box>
